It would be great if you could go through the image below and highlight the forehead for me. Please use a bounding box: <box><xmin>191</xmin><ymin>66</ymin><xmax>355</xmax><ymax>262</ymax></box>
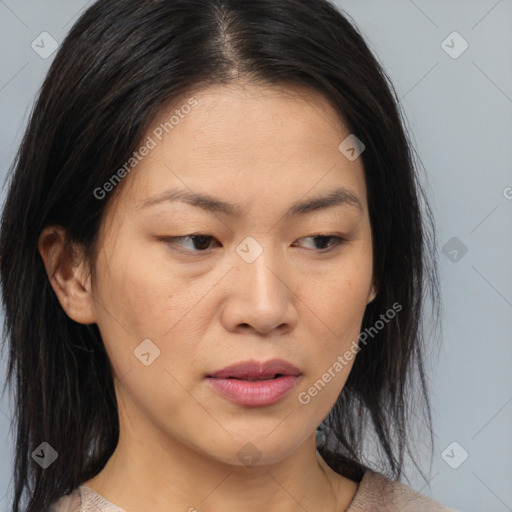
<box><xmin>114</xmin><ymin>81</ymin><xmax>367</xmax><ymax>215</ymax></box>
<box><xmin>156</xmin><ymin>81</ymin><xmax>348</xmax><ymax>150</ymax></box>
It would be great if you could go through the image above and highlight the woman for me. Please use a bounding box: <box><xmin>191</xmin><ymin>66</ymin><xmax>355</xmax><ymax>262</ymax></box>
<box><xmin>0</xmin><ymin>0</ymin><xmax>455</xmax><ymax>510</ymax></box>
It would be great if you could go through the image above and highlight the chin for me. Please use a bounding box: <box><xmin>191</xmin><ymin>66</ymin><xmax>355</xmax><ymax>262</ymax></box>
<box><xmin>202</xmin><ymin>429</ymin><xmax>310</xmax><ymax>468</ymax></box>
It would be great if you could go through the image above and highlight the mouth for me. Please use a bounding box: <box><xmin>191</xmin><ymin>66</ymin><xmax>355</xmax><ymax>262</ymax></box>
<box><xmin>206</xmin><ymin>359</ymin><xmax>301</xmax><ymax>380</ymax></box>
<box><xmin>206</xmin><ymin>359</ymin><xmax>302</xmax><ymax>407</ymax></box>
<box><xmin>223</xmin><ymin>374</ymin><xmax>286</xmax><ymax>381</ymax></box>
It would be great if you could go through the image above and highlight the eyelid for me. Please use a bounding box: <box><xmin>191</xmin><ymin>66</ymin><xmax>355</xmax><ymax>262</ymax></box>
<box><xmin>157</xmin><ymin>233</ymin><xmax>348</xmax><ymax>255</ymax></box>
<box><xmin>293</xmin><ymin>234</ymin><xmax>348</xmax><ymax>252</ymax></box>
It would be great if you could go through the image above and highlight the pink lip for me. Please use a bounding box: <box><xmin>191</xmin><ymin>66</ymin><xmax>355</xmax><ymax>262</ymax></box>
<box><xmin>206</xmin><ymin>375</ymin><xmax>300</xmax><ymax>407</ymax></box>
<box><xmin>207</xmin><ymin>359</ymin><xmax>301</xmax><ymax>379</ymax></box>
<box><xmin>206</xmin><ymin>359</ymin><xmax>302</xmax><ymax>407</ymax></box>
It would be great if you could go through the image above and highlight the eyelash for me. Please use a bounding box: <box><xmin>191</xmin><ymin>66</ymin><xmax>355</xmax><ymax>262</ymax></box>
<box><xmin>159</xmin><ymin>233</ymin><xmax>347</xmax><ymax>255</ymax></box>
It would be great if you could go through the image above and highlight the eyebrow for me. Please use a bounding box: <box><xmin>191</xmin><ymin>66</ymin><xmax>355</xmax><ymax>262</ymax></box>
<box><xmin>139</xmin><ymin>186</ymin><xmax>363</xmax><ymax>218</ymax></box>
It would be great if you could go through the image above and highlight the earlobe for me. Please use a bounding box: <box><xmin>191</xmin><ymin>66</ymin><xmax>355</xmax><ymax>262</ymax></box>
<box><xmin>367</xmin><ymin>285</ymin><xmax>377</xmax><ymax>304</ymax></box>
<box><xmin>37</xmin><ymin>226</ymin><xmax>97</xmax><ymax>324</ymax></box>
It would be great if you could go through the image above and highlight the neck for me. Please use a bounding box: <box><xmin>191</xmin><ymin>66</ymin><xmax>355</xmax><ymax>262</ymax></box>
<box><xmin>84</xmin><ymin>429</ymin><xmax>359</xmax><ymax>512</ymax></box>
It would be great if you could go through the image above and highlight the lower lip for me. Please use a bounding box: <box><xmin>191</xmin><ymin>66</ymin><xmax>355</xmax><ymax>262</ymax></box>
<box><xmin>206</xmin><ymin>375</ymin><xmax>300</xmax><ymax>407</ymax></box>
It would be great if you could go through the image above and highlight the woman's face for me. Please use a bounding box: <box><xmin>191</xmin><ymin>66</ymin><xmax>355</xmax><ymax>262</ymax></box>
<box><xmin>87</xmin><ymin>82</ymin><xmax>375</xmax><ymax>466</ymax></box>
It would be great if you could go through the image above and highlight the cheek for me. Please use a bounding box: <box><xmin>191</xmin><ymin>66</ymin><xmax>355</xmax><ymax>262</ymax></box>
<box><xmin>112</xmin><ymin>356</ymin><xmax>215</xmax><ymax>450</ymax></box>
<box><xmin>94</xmin><ymin>238</ymin><xmax>184</xmax><ymax>333</ymax></box>
<box><xmin>92</xmin><ymin>240</ymin><xmax>211</xmax><ymax>380</ymax></box>
<box><xmin>297</xmin><ymin>261</ymin><xmax>370</xmax><ymax>332</ymax></box>
<box><xmin>295</xmin><ymin>263</ymin><xmax>370</xmax><ymax>386</ymax></box>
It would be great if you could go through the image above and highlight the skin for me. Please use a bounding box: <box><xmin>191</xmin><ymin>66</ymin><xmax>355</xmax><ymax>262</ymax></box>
<box><xmin>38</xmin><ymin>81</ymin><xmax>377</xmax><ymax>512</ymax></box>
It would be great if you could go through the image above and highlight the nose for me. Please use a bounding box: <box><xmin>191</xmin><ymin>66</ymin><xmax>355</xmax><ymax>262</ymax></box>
<box><xmin>221</xmin><ymin>246</ymin><xmax>298</xmax><ymax>336</ymax></box>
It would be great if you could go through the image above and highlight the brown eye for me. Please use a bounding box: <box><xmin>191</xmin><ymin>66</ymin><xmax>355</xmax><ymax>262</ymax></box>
<box><xmin>159</xmin><ymin>233</ymin><xmax>346</xmax><ymax>255</ymax></box>
<box><xmin>165</xmin><ymin>234</ymin><xmax>219</xmax><ymax>252</ymax></box>
<box><xmin>294</xmin><ymin>235</ymin><xmax>346</xmax><ymax>252</ymax></box>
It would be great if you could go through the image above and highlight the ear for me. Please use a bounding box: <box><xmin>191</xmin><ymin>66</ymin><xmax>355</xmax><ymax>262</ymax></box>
<box><xmin>367</xmin><ymin>284</ymin><xmax>377</xmax><ymax>304</ymax></box>
<box><xmin>37</xmin><ymin>226</ymin><xmax>97</xmax><ymax>324</ymax></box>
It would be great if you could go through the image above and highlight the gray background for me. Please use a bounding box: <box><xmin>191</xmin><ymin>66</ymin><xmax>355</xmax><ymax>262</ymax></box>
<box><xmin>0</xmin><ymin>1</ymin><xmax>511</xmax><ymax>510</ymax></box>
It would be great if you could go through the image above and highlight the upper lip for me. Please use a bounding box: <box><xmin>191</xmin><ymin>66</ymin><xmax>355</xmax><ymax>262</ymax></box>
<box><xmin>207</xmin><ymin>359</ymin><xmax>301</xmax><ymax>379</ymax></box>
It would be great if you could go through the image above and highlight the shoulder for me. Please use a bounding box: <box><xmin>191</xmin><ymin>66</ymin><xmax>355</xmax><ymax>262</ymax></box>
<box><xmin>48</xmin><ymin>488</ymin><xmax>82</xmax><ymax>512</ymax></box>
<box><xmin>347</xmin><ymin>469</ymin><xmax>458</xmax><ymax>512</ymax></box>
<box><xmin>49</xmin><ymin>485</ymin><xmax>126</xmax><ymax>512</ymax></box>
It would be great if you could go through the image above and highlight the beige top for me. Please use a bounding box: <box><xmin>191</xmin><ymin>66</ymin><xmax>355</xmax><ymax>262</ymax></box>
<box><xmin>49</xmin><ymin>469</ymin><xmax>458</xmax><ymax>511</ymax></box>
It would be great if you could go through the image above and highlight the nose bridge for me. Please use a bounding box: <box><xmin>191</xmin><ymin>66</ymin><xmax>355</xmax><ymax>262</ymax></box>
<box><xmin>231</xmin><ymin>234</ymin><xmax>293</xmax><ymax>319</ymax></box>
<box><xmin>219</xmin><ymin>233</ymin><xmax>300</xmax><ymax>335</ymax></box>
<box><xmin>235</xmin><ymin>236</ymin><xmax>285</xmax><ymax>300</ymax></box>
